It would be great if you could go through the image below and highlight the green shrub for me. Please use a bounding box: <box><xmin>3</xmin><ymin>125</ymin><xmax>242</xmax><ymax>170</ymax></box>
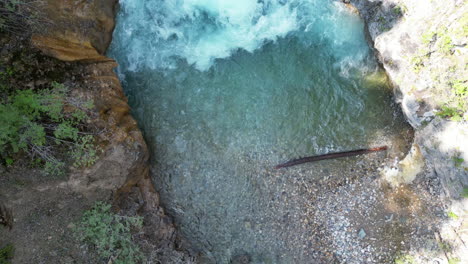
<box><xmin>438</xmin><ymin>241</ymin><xmax>452</xmax><ymax>252</ymax></box>
<box><xmin>438</xmin><ymin>34</ymin><xmax>454</xmax><ymax>53</ymax></box>
<box><xmin>421</xmin><ymin>31</ymin><xmax>435</xmax><ymax>45</ymax></box>
<box><xmin>448</xmin><ymin>257</ymin><xmax>460</xmax><ymax>264</ymax></box>
<box><xmin>463</xmin><ymin>187</ymin><xmax>468</xmax><ymax>198</ymax></box>
<box><xmin>447</xmin><ymin>211</ymin><xmax>459</xmax><ymax>220</ymax></box>
<box><xmin>0</xmin><ymin>80</ymin><xmax>98</xmax><ymax>175</ymax></box>
<box><xmin>75</xmin><ymin>202</ymin><xmax>144</xmax><ymax>264</ymax></box>
<box><xmin>394</xmin><ymin>254</ymin><xmax>416</xmax><ymax>264</ymax></box>
<box><xmin>410</xmin><ymin>56</ymin><xmax>424</xmax><ymax>73</ymax></box>
<box><xmin>0</xmin><ymin>244</ymin><xmax>14</xmax><ymax>264</ymax></box>
<box><xmin>392</xmin><ymin>6</ymin><xmax>403</xmax><ymax>16</ymax></box>
<box><xmin>437</xmin><ymin>79</ymin><xmax>468</xmax><ymax>122</ymax></box>
<box><xmin>436</xmin><ymin>106</ymin><xmax>464</xmax><ymax>121</ymax></box>
<box><xmin>71</xmin><ymin>135</ymin><xmax>98</xmax><ymax>168</ymax></box>
<box><xmin>452</xmin><ymin>156</ymin><xmax>464</xmax><ymax>167</ymax></box>
<box><xmin>453</xmin><ymin>80</ymin><xmax>467</xmax><ymax>97</ymax></box>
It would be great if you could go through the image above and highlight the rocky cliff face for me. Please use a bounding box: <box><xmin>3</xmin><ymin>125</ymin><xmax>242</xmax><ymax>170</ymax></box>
<box><xmin>350</xmin><ymin>0</ymin><xmax>467</xmax><ymax>125</ymax></box>
<box><xmin>349</xmin><ymin>0</ymin><xmax>467</xmax><ymax>262</ymax></box>
<box><xmin>348</xmin><ymin>0</ymin><xmax>467</xmax><ymax>198</ymax></box>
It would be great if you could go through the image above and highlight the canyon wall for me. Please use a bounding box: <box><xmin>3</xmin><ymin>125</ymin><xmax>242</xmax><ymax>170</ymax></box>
<box><xmin>349</xmin><ymin>0</ymin><xmax>467</xmax><ymax>198</ymax></box>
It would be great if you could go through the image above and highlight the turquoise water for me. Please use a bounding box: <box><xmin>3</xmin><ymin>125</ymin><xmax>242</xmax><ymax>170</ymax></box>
<box><xmin>109</xmin><ymin>0</ymin><xmax>411</xmax><ymax>262</ymax></box>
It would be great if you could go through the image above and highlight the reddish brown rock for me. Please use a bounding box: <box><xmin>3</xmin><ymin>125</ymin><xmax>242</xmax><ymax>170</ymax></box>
<box><xmin>30</xmin><ymin>0</ymin><xmax>147</xmax><ymax>203</ymax></box>
<box><xmin>31</xmin><ymin>35</ymin><xmax>111</xmax><ymax>62</ymax></box>
<box><xmin>37</xmin><ymin>0</ymin><xmax>118</xmax><ymax>54</ymax></box>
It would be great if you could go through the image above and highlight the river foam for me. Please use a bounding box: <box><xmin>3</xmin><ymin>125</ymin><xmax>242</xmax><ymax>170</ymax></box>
<box><xmin>113</xmin><ymin>0</ymin><xmax>368</xmax><ymax>71</ymax></box>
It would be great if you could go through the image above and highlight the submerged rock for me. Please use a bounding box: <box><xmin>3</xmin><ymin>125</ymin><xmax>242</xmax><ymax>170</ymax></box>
<box><xmin>358</xmin><ymin>228</ymin><xmax>367</xmax><ymax>239</ymax></box>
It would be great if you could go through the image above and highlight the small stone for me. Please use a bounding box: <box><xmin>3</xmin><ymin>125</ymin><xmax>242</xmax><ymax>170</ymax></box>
<box><xmin>358</xmin><ymin>228</ymin><xmax>367</xmax><ymax>239</ymax></box>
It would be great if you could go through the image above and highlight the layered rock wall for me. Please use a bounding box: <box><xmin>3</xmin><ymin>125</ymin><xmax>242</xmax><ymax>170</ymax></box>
<box><xmin>349</xmin><ymin>0</ymin><xmax>467</xmax><ymax>199</ymax></box>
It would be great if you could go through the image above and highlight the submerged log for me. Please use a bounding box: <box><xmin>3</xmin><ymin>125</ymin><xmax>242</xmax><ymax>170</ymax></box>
<box><xmin>274</xmin><ymin>146</ymin><xmax>388</xmax><ymax>169</ymax></box>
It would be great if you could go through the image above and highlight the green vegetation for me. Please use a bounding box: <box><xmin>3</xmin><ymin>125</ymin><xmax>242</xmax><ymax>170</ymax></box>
<box><xmin>71</xmin><ymin>135</ymin><xmax>98</xmax><ymax>168</ymax></box>
<box><xmin>453</xmin><ymin>79</ymin><xmax>468</xmax><ymax>96</ymax></box>
<box><xmin>454</xmin><ymin>11</ymin><xmax>468</xmax><ymax>38</ymax></box>
<box><xmin>392</xmin><ymin>5</ymin><xmax>403</xmax><ymax>16</ymax></box>
<box><xmin>422</xmin><ymin>27</ymin><xmax>454</xmax><ymax>54</ymax></box>
<box><xmin>447</xmin><ymin>211</ymin><xmax>459</xmax><ymax>220</ymax></box>
<box><xmin>415</xmin><ymin>19</ymin><xmax>468</xmax><ymax>121</ymax></box>
<box><xmin>412</xmin><ymin>25</ymin><xmax>457</xmax><ymax>72</ymax></box>
<box><xmin>421</xmin><ymin>31</ymin><xmax>435</xmax><ymax>45</ymax></box>
<box><xmin>436</xmin><ymin>79</ymin><xmax>467</xmax><ymax>121</ymax></box>
<box><xmin>435</xmin><ymin>242</ymin><xmax>461</xmax><ymax>264</ymax></box>
<box><xmin>0</xmin><ymin>71</ymin><xmax>98</xmax><ymax>175</ymax></box>
<box><xmin>442</xmin><ymin>14</ymin><xmax>468</xmax><ymax>107</ymax></box>
<box><xmin>436</xmin><ymin>106</ymin><xmax>464</xmax><ymax>121</ymax></box>
<box><xmin>463</xmin><ymin>187</ymin><xmax>468</xmax><ymax>198</ymax></box>
<box><xmin>376</xmin><ymin>16</ymin><xmax>391</xmax><ymax>32</ymax></box>
<box><xmin>394</xmin><ymin>254</ymin><xmax>416</xmax><ymax>264</ymax></box>
<box><xmin>410</xmin><ymin>54</ymin><xmax>426</xmax><ymax>73</ymax></box>
<box><xmin>452</xmin><ymin>155</ymin><xmax>464</xmax><ymax>167</ymax></box>
<box><xmin>437</xmin><ymin>33</ymin><xmax>454</xmax><ymax>54</ymax></box>
<box><xmin>0</xmin><ymin>244</ymin><xmax>14</xmax><ymax>264</ymax></box>
<box><xmin>438</xmin><ymin>241</ymin><xmax>452</xmax><ymax>252</ymax></box>
<box><xmin>75</xmin><ymin>202</ymin><xmax>144</xmax><ymax>264</ymax></box>
<box><xmin>0</xmin><ymin>0</ymin><xmax>42</xmax><ymax>34</ymax></box>
<box><xmin>448</xmin><ymin>257</ymin><xmax>461</xmax><ymax>264</ymax></box>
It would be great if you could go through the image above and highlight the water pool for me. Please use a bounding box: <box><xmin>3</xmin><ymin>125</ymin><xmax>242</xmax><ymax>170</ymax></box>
<box><xmin>108</xmin><ymin>0</ymin><xmax>412</xmax><ymax>262</ymax></box>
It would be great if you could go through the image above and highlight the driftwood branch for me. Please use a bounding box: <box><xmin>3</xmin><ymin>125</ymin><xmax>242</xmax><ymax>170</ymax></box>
<box><xmin>274</xmin><ymin>146</ymin><xmax>388</xmax><ymax>169</ymax></box>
